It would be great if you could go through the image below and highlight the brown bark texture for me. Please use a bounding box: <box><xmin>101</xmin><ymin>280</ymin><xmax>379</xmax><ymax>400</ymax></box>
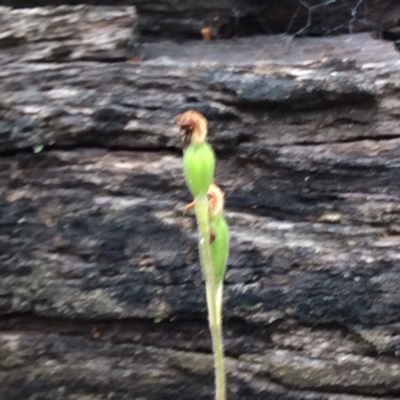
<box><xmin>1</xmin><ymin>3</ymin><xmax>400</xmax><ymax>400</ymax></box>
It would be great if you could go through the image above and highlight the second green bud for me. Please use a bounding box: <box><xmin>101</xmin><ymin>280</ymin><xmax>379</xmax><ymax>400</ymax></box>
<box><xmin>183</xmin><ymin>142</ymin><xmax>215</xmax><ymax>197</ymax></box>
<box><xmin>210</xmin><ymin>215</ymin><xmax>230</xmax><ymax>284</ymax></box>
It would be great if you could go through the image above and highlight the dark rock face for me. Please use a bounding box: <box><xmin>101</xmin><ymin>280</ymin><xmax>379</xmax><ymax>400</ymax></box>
<box><xmin>1</xmin><ymin>3</ymin><xmax>400</xmax><ymax>400</ymax></box>
<box><xmin>1</xmin><ymin>0</ymin><xmax>400</xmax><ymax>39</ymax></box>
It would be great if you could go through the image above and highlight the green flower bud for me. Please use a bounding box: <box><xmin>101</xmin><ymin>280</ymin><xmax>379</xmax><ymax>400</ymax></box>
<box><xmin>183</xmin><ymin>142</ymin><xmax>215</xmax><ymax>197</ymax></box>
<box><xmin>210</xmin><ymin>215</ymin><xmax>229</xmax><ymax>284</ymax></box>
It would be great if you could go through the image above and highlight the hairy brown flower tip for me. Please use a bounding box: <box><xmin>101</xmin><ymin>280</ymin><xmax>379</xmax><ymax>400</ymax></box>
<box><xmin>201</xmin><ymin>27</ymin><xmax>212</xmax><ymax>42</ymax></box>
<box><xmin>182</xmin><ymin>183</ymin><xmax>225</xmax><ymax>218</ymax></box>
<box><xmin>208</xmin><ymin>183</ymin><xmax>225</xmax><ymax>217</ymax></box>
<box><xmin>175</xmin><ymin>110</ymin><xmax>208</xmax><ymax>145</ymax></box>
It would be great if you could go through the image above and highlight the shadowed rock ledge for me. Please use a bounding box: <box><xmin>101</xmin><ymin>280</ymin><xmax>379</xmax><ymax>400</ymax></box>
<box><xmin>1</xmin><ymin>4</ymin><xmax>400</xmax><ymax>400</ymax></box>
<box><xmin>0</xmin><ymin>0</ymin><xmax>400</xmax><ymax>39</ymax></box>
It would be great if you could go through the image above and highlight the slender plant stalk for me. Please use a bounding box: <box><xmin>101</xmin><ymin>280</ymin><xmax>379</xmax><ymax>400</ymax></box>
<box><xmin>175</xmin><ymin>110</ymin><xmax>228</xmax><ymax>400</ymax></box>
<box><xmin>206</xmin><ymin>283</ymin><xmax>225</xmax><ymax>400</ymax></box>
<box><xmin>195</xmin><ymin>192</ymin><xmax>226</xmax><ymax>400</ymax></box>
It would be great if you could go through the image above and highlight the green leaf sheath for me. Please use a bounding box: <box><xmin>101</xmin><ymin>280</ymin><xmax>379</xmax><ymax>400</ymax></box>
<box><xmin>210</xmin><ymin>216</ymin><xmax>230</xmax><ymax>284</ymax></box>
<box><xmin>183</xmin><ymin>143</ymin><xmax>215</xmax><ymax>197</ymax></box>
<box><xmin>195</xmin><ymin>192</ymin><xmax>215</xmax><ymax>282</ymax></box>
<box><xmin>195</xmin><ymin>192</ymin><xmax>226</xmax><ymax>400</ymax></box>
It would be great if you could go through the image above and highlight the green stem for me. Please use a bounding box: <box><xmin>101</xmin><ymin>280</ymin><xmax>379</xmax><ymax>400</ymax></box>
<box><xmin>195</xmin><ymin>192</ymin><xmax>226</xmax><ymax>400</ymax></box>
<box><xmin>207</xmin><ymin>282</ymin><xmax>225</xmax><ymax>400</ymax></box>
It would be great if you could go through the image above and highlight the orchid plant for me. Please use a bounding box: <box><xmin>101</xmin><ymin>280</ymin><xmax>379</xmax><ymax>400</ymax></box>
<box><xmin>175</xmin><ymin>110</ymin><xmax>229</xmax><ymax>400</ymax></box>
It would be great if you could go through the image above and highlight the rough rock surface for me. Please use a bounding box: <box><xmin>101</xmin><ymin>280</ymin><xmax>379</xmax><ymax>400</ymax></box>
<box><xmin>1</xmin><ymin>4</ymin><xmax>400</xmax><ymax>400</ymax></box>
<box><xmin>1</xmin><ymin>0</ymin><xmax>400</xmax><ymax>39</ymax></box>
